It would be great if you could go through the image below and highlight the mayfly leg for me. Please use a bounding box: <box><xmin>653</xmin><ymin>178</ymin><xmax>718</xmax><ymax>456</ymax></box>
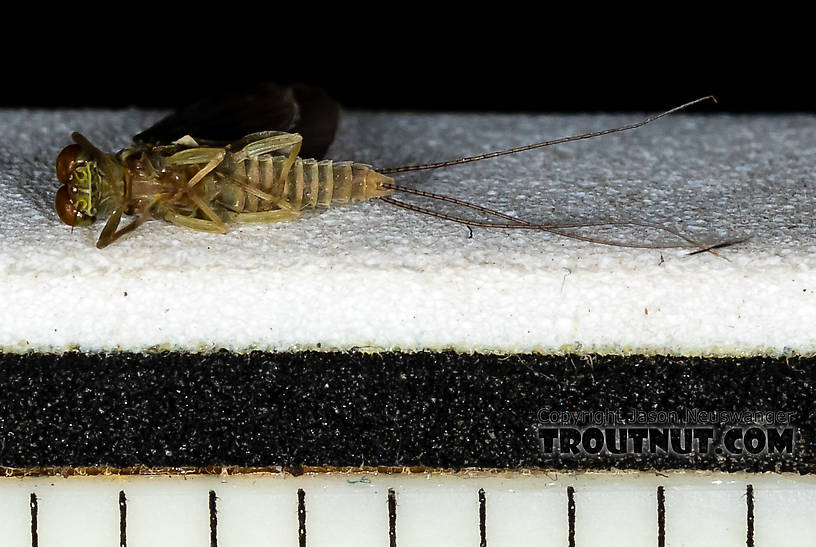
<box><xmin>96</xmin><ymin>198</ymin><xmax>160</xmax><ymax>249</ymax></box>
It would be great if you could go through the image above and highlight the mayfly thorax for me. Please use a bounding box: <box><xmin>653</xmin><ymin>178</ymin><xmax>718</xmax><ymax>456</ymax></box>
<box><xmin>54</xmin><ymin>85</ymin><xmax>734</xmax><ymax>253</ymax></box>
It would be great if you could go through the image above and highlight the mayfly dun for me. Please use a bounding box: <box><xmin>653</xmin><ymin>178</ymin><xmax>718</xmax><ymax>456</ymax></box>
<box><xmin>54</xmin><ymin>84</ymin><xmax>730</xmax><ymax>252</ymax></box>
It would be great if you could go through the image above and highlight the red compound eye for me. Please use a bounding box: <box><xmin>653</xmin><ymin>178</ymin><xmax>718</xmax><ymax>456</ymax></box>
<box><xmin>55</xmin><ymin>185</ymin><xmax>79</xmax><ymax>226</ymax></box>
<box><xmin>56</xmin><ymin>144</ymin><xmax>83</xmax><ymax>184</ymax></box>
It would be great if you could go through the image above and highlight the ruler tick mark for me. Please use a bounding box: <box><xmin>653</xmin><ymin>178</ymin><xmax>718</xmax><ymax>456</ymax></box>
<box><xmin>746</xmin><ymin>484</ymin><xmax>754</xmax><ymax>547</ymax></box>
<box><xmin>388</xmin><ymin>488</ymin><xmax>397</xmax><ymax>547</ymax></box>
<box><xmin>478</xmin><ymin>488</ymin><xmax>487</xmax><ymax>547</ymax></box>
<box><xmin>29</xmin><ymin>493</ymin><xmax>38</xmax><ymax>547</ymax></box>
<box><xmin>209</xmin><ymin>490</ymin><xmax>218</xmax><ymax>547</ymax></box>
<box><xmin>567</xmin><ymin>486</ymin><xmax>575</xmax><ymax>547</ymax></box>
<box><xmin>657</xmin><ymin>486</ymin><xmax>665</xmax><ymax>547</ymax></box>
<box><xmin>298</xmin><ymin>488</ymin><xmax>307</xmax><ymax>547</ymax></box>
<box><xmin>119</xmin><ymin>490</ymin><xmax>127</xmax><ymax>547</ymax></box>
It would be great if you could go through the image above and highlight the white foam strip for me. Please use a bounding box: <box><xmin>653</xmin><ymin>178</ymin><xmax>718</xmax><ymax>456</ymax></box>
<box><xmin>2</xmin><ymin>110</ymin><xmax>815</xmax><ymax>354</ymax></box>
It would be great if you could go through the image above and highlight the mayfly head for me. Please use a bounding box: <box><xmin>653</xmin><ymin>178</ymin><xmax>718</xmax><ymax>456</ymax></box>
<box><xmin>55</xmin><ymin>143</ymin><xmax>102</xmax><ymax>226</ymax></box>
<box><xmin>55</xmin><ymin>132</ymin><xmax>122</xmax><ymax>226</ymax></box>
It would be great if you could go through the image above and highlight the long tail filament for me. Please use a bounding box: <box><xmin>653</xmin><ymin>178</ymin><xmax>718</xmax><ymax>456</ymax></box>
<box><xmin>376</xmin><ymin>96</ymin><xmax>748</xmax><ymax>256</ymax></box>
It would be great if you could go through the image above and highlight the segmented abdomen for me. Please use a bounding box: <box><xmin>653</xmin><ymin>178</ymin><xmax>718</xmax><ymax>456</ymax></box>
<box><xmin>224</xmin><ymin>155</ymin><xmax>394</xmax><ymax>213</ymax></box>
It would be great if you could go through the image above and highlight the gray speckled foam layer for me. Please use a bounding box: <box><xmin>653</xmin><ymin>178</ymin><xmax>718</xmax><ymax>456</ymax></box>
<box><xmin>1</xmin><ymin>109</ymin><xmax>815</xmax><ymax>355</ymax></box>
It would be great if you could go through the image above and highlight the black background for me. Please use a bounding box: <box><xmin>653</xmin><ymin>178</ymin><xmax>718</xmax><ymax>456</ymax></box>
<box><xmin>3</xmin><ymin>11</ymin><xmax>809</xmax><ymax>112</ymax></box>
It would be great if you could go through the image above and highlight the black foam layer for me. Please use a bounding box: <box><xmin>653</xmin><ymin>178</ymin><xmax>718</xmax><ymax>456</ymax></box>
<box><xmin>1</xmin><ymin>352</ymin><xmax>813</xmax><ymax>472</ymax></box>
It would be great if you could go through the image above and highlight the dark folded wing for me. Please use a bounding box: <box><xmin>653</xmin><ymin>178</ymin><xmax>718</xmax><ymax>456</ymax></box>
<box><xmin>133</xmin><ymin>82</ymin><xmax>341</xmax><ymax>159</ymax></box>
<box><xmin>287</xmin><ymin>84</ymin><xmax>342</xmax><ymax>160</ymax></box>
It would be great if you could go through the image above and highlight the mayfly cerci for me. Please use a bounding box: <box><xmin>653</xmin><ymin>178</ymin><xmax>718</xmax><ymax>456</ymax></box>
<box><xmin>54</xmin><ymin>84</ymin><xmax>729</xmax><ymax>251</ymax></box>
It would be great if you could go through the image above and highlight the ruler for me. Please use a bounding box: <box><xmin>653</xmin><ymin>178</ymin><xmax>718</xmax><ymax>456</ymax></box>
<box><xmin>1</xmin><ymin>471</ymin><xmax>814</xmax><ymax>546</ymax></box>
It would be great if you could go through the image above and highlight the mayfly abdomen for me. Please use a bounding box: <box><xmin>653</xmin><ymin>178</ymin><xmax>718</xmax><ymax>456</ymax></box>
<box><xmin>235</xmin><ymin>155</ymin><xmax>394</xmax><ymax>214</ymax></box>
